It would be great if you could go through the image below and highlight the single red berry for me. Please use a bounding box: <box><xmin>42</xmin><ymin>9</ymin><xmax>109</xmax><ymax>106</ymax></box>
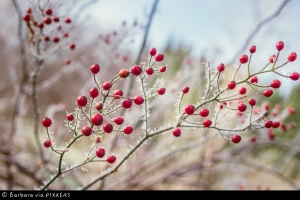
<box><xmin>94</xmin><ymin>136</ymin><xmax>101</xmax><ymax>143</ymax></box>
<box><xmin>218</xmin><ymin>63</ymin><xmax>225</xmax><ymax>72</ymax></box>
<box><xmin>249</xmin><ymin>45</ymin><xmax>256</xmax><ymax>53</ymax></box>
<box><xmin>173</xmin><ymin>128</ymin><xmax>181</xmax><ymax>137</ymax></box>
<box><xmin>149</xmin><ymin>48</ymin><xmax>156</xmax><ymax>56</ymax></box>
<box><xmin>53</xmin><ymin>37</ymin><xmax>59</xmax><ymax>43</ymax></box>
<box><xmin>133</xmin><ymin>96</ymin><xmax>144</xmax><ymax>105</ymax></box>
<box><xmin>239</xmin><ymin>54</ymin><xmax>248</xmax><ymax>64</ymax></box>
<box><xmin>269</xmin><ymin>55</ymin><xmax>276</xmax><ymax>63</ymax></box>
<box><xmin>103</xmin><ymin>123</ymin><xmax>113</xmax><ymax>133</ymax></box>
<box><xmin>160</xmin><ymin>66</ymin><xmax>167</xmax><ymax>72</ymax></box>
<box><xmin>96</xmin><ymin>147</ymin><xmax>105</xmax><ymax>158</ymax></box>
<box><xmin>42</xmin><ymin>117</ymin><xmax>52</xmax><ymax>127</ymax></box>
<box><xmin>53</xmin><ymin>16</ymin><xmax>59</xmax><ymax>22</ymax></box>
<box><xmin>90</xmin><ymin>64</ymin><xmax>100</xmax><ymax>74</ymax></box>
<box><xmin>199</xmin><ymin>108</ymin><xmax>209</xmax><ymax>117</ymax></box>
<box><xmin>203</xmin><ymin>119</ymin><xmax>212</xmax><ymax>127</ymax></box>
<box><xmin>272</xmin><ymin>121</ymin><xmax>280</xmax><ymax>128</ymax></box>
<box><xmin>44</xmin><ymin>36</ymin><xmax>50</xmax><ymax>42</ymax></box>
<box><xmin>270</xmin><ymin>79</ymin><xmax>281</xmax><ymax>89</ymax></box>
<box><xmin>123</xmin><ymin>125</ymin><xmax>133</xmax><ymax>134</ymax></box>
<box><xmin>65</xmin><ymin>17</ymin><xmax>71</xmax><ymax>23</ymax></box>
<box><xmin>248</xmin><ymin>98</ymin><xmax>256</xmax><ymax>107</ymax></box>
<box><xmin>107</xmin><ymin>155</ymin><xmax>116</xmax><ymax>164</ymax></box>
<box><xmin>63</xmin><ymin>32</ymin><xmax>69</xmax><ymax>38</ymax></box>
<box><xmin>265</xmin><ymin>120</ymin><xmax>273</xmax><ymax>128</ymax></box>
<box><xmin>119</xmin><ymin>69</ymin><xmax>130</xmax><ymax>78</ymax></box>
<box><xmin>250</xmin><ymin>76</ymin><xmax>258</xmax><ymax>83</ymax></box>
<box><xmin>65</xmin><ymin>59</ymin><xmax>71</xmax><ymax>65</ymax></box>
<box><xmin>26</xmin><ymin>8</ymin><xmax>32</xmax><ymax>14</ymax></box>
<box><xmin>158</xmin><ymin>88</ymin><xmax>166</xmax><ymax>95</ymax></box>
<box><xmin>69</xmin><ymin>43</ymin><xmax>75</xmax><ymax>50</ymax></box>
<box><xmin>44</xmin><ymin>17</ymin><xmax>52</xmax><ymax>25</ymax></box>
<box><xmin>23</xmin><ymin>15</ymin><xmax>30</xmax><ymax>22</ymax></box>
<box><xmin>131</xmin><ymin>65</ymin><xmax>142</xmax><ymax>76</ymax></box>
<box><xmin>184</xmin><ymin>104</ymin><xmax>195</xmax><ymax>115</ymax></box>
<box><xmin>268</xmin><ymin>131</ymin><xmax>275</xmax><ymax>140</ymax></box>
<box><xmin>82</xmin><ymin>125</ymin><xmax>93</xmax><ymax>136</ymax></box>
<box><xmin>227</xmin><ymin>80</ymin><xmax>236</xmax><ymax>90</ymax></box>
<box><xmin>155</xmin><ymin>54</ymin><xmax>164</xmax><ymax>62</ymax></box>
<box><xmin>220</xmin><ymin>104</ymin><xmax>224</xmax><ymax>109</ymax></box>
<box><xmin>288</xmin><ymin>52</ymin><xmax>297</xmax><ymax>62</ymax></box>
<box><xmin>44</xmin><ymin>140</ymin><xmax>52</xmax><ymax>148</ymax></box>
<box><xmin>66</xmin><ymin>113</ymin><xmax>74</xmax><ymax>121</ymax></box>
<box><xmin>263</xmin><ymin>102</ymin><xmax>270</xmax><ymax>111</ymax></box>
<box><xmin>77</xmin><ymin>95</ymin><xmax>88</xmax><ymax>107</ymax></box>
<box><xmin>288</xmin><ymin>106</ymin><xmax>295</xmax><ymax>115</ymax></box>
<box><xmin>95</xmin><ymin>102</ymin><xmax>103</xmax><ymax>111</ymax></box>
<box><xmin>102</xmin><ymin>82</ymin><xmax>112</xmax><ymax>90</ymax></box>
<box><xmin>182</xmin><ymin>87</ymin><xmax>189</xmax><ymax>94</ymax></box>
<box><xmin>91</xmin><ymin>113</ymin><xmax>104</xmax><ymax>126</ymax></box>
<box><xmin>146</xmin><ymin>67</ymin><xmax>154</xmax><ymax>75</ymax></box>
<box><xmin>113</xmin><ymin>116</ymin><xmax>124</xmax><ymax>125</ymax></box>
<box><xmin>113</xmin><ymin>90</ymin><xmax>123</xmax><ymax>99</ymax></box>
<box><xmin>276</xmin><ymin>41</ymin><xmax>284</xmax><ymax>51</ymax></box>
<box><xmin>89</xmin><ymin>87</ymin><xmax>99</xmax><ymax>98</ymax></box>
<box><xmin>231</xmin><ymin>134</ymin><xmax>241</xmax><ymax>144</ymax></box>
<box><xmin>238</xmin><ymin>103</ymin><xmax>247</xmax><ymax>112</ymax></box>
<box><xmin>250</xmin><ymin>136</ymin><xmax>256</xmax><ymax>143</ymax></box>
<box><xmin>45</xmin><ymin>8</ymin><xmax>52</xmax><ymax>15</ymax></box>
<box><xmin>264</xmin><ymin>89</ymin><xmax>273</xmax><ymax>97</ymax></box>
<box><xmin>290</xmin><ymin>72</ymin><xmax>299</xmax><ymax>81</ymax></box>
<box><xmin>38</xmin><ymin>22</ymin><xmax>44</xmax><ymax>29</ymax></box>
<box><xmin>122</xmin><ymin>99</ymin><xmax>132</xmax><ymax>109</ymax></box>
<box><xmin>239</xmin><ymin>87</ymin><xmax>247</xmax><ymax>94</ymax></box>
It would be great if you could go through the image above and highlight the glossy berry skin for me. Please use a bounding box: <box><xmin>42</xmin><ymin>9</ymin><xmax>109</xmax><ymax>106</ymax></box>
<box><xmin>249</xmin><ymin>45</ymin><xmax>256</xmax><ymax>53</ymax></box>
<box><xmin>239</xmin><ymin>54</ymin><xmax>248</xmax><ymax>64</ymax></box>
<box><xmin>239</xmin><ymin>87</ymin><xmax>247</xmax><ymax>94</ymax></box>
<box><xmin>276</xmin><ymin>41</ymin><xmax>284</xmax><ymax>51</ymax></box>
<box><xmin>182</xmin><ymin>87</ymin><xmax>189</xmax><ymax>94</ymax></box>
<box><xmin>44</xmin><ymin>17</ymin><xmax>51</xmax><ymax>24</ymax></box>
<box><xmin>123</xmin><ymin>125</ymin><xmax>133</xmax><ymax>134</ymax></box>
<box><xmin>77</xmin><ymin>95</ymin><xmax>88</xmax><ymax>107</ymax></box>
<box><xmin>103</xmin><ymin>123</ymin><xmax>113</xmax><ymax>133</ymax></box>
<box><xmin>269</xmin><ymin>55</ymin><xmax>276</xmax><ymax>63</ymax></box>
<box><xmin>69</xmin><ymin>43</ymin><xmax>75</xmax><ymax>50</ymax></box>
<box><xmin>44</xmin><ymin>140</ymin><xmax>52</xmax><ymax>148</ymax></box>
<box><xmin>290</xmin><ymin>72</ymin><xmax>299</xmax><ymax>81</ymax></box>
<box><xmin>203</xmin><ymin>119</ymin><xmax>212</xmax><ymax>127</ymax></box>
<box><xmin>149</xmin><ymin>48</ymin><xmax>156</xmax><ymax>56</ymax></box>
<box><xmin>248</xmin><ymin>98</ymin><xmax>256</xmax><ymax>107</ymax></box>
<box><xmin>158</xmin><ymin>88</ymin><xmax>166</xmax><ymax>95</ymax></box>
<box><xmin>95</xmin><ymin>102</ymin><xmax>103</xmax><ymax>111</ymax></box>
<box><xmin>218</xmin><ymin>63</ymin><xmax>225</xmax><ymax>72</ymax></box>
<box><xmin>146</xmin><ymin>67</ymin><xmax>154</xmax><ymax>75</ymax></box>
<box><xmin>45</xmin><ymin>8</ymin><xmax>52</xmax><ymax>15</ymax></box>
<box><xmin>53</xmin><ymin>37</ymin><xmax>59</xmax><ymax>43</ymax></box>
<box><xmin>199</xmin><ymin>108</ymin><xmax>209</xmax><ymax>117</ymax></box>
<box><xmin>238</xmin><ymin>103</ymin><xmax>247</xmax><ymax>112</ymax></box>
<box><xmin>155</xmin><ymin>54</ymin><xmax>164</xmax><ymax>62</ymax></box>
<box><xmin>113</xmin><ymin>90</ymin><xmax>123</xmax><ymax>99</ymax></box>
<box><xmin>270</xmin><ymin>79</ymin><xmax>281</xmax><ymax>89</ymax></box>
<box><xmin>231</xmin><ymin>134</ymin><xmax>241</xmax><ymax>144</ymax></box>
<box><xmin>131</xmin><ymin>65</ymin><xmax>142</xmax><ymax>76</ymax></box>
<box><xmin>265</xmin><ymin>120</ymin><xmax>273</xmax><ymax>128</ymax></box>
<box><xmin>114</xmin><ymin>116</ymin><xmax>124</xmax><ymax>125</ymax></box>
<box><xmin>66</xmin><ymin>113</ymin><xmax>74</xmax><ymax>121</ymax></box>
<box><xmin>42</xmin><ymin>117</ymin><xmax>52</xmax><ymax>127</ymax></box>
<box><xmin>91</xmin><ymin>113</ymin><xmax>104</xmax><ymax>126</ymax></box>
<box><xmin>122</xmin><ymin>99</ymin><xmax>132</xmax><ymax>109</ymax></box>
<box><xmin>160</xmin><ymin>66</ymin><xmax>167</xmax><ymax>72</ymax></box>
<box><xmin>96</xmin><ymin>147</ymin><xmax>105</xmax><ymax>158</ymax></box>
<box><xmin>173</xmin><ymin>128</ymin><xmax>181</xmax><ymax>137</ymax></box>
<box><xmin>89</xmin><ymin>87</ymin><xmax>99</xmax><ymax>98</ymax></box>
<box><xmin>82</xmin><ymin>125</ymin><xmax>93</xmax><ymax>136</ymax></box>
<box><xmin>264</xmin><ymin>90</ymin><xmax>273</xmax><ymax>97</ymax></box>
<box><xmin>184</xmin><ymin>104</ymin><xmax>195</xmax><ymax>115</ymax></box>
<box><xmin>227</xmin><ymin>81</ymin><xmax>236</xmax><ymax>90</ymax></box>
<box><xmin>250</xmin><ymin>76</ymin><xmax>258</xmax><ymax>83</ymax></box>
<box><xmin>107</xmin><ymin>155</ymin><xmax>116</xmax><ymax>164</ymax></box>
<box><xmin>65</xmin><ymin>17</ymin><xmax>71</xmax><ymax>23</ymax></box>
<box><xmin>119</xmin><ymin>69</ymin><xmax>130</xmax><ymax>78</ymax></box>
<box><xmin>90</xmin><ymin>64</ymin><xmax>100</xmax><ymax>74</ymax></box>
<box><xmin>288</xmin><ymin>52</ymin><xmax>297</xmax><ymax>62</ymax></box>
<box><xmin>102</xmin><ymin>82</ymin><xmax>112</xmax><ymax>90</ymax></box>
<box><xmin>272</xmin><ymin>121</ymin><xmax>280</xmax><ymax>128</ymax></box>
<box><xmin>133</xmin><ymin>96</ymin><xmax>144</xmax><ymax>105</ymax></box>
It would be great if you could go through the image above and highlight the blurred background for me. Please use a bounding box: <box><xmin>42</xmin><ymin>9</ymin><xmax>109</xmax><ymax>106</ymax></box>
<box><xmin>1</xmin><ymin>0</ymin><xmax>300</xmax><ymax>190</ymax></box>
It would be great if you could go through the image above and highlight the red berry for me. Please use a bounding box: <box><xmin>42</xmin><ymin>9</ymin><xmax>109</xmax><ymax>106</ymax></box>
<box><xmin>26</xmin><ymin>8</ymin><xmax>32</xmax><ymax>14</ymax></box>
<box><xmin>203</xmin><ymin>119</ymin><xmax>212</xmax><ymax>127</ymax></box>
<box><xmin>53</xmin><ymin>37</ymin><xmax>59</xmax><ymax>43</ymax></box>
<box><xmin>173</xmin><ymin>128</ymin><xmax>181</xmax><ymax>137</ymax></box>
<box><xmin>90</xmin><ymin>64</ymin><xmax>100</xmax><ymax>74</ymax></box>
<box><xmin>53</xmin><ymin>16</ymin><xmax>59</xmax><ymax>22</ymax></box>
<box><xmin>290</xmin><ymin>72</ymin><xmax>299</xmax><ymax>81</ymax></box>
<box><xmin>272</xmin><ymin>121</ymin><xmax>280</xmax><ymax>128</ymax></box>
<box><xmin>44</xmin><ymin>140</ymin><xmax>52</xmax><ymax>148</ymax></box>
<box><xmin>45</xmin><ymin>9</ymin><xmax>52</xmax><ymax>15</ymax></box>
<box><xmin>77</xmin><ymin>95</ymin><xmax>88</xmax><ymax>107</ymax></box>
<box><xmin>248</xmin><ymin>98</ymin><xmax>256</xmax><ymax>107</ymax></box>
<box><xmin>239</xmin><ymin>54</ymin><xmax>248</xmax><ymax>64</ymax></box>
<box><xmin>268</xmin><ymin>131</ymin><xmax>275</xmax><ymax>140</ymax></box>
<box><xmin>95</xmin><ymin>102</ymin><xmax>103</xmax><ymax>111</ymax></box>
<box><xmin>65</xmin><ymin>17</ymin><xmax>71</xmax><ymax>23</ymax></box>
<box><xmin>23</xmin><ymin>15</ymin><xmax>30</xmax><ymax>22</ymax></box>
<box><xmin>249</xmin><ymin>45</ymin><xmax>256</xmax><ymax>53</ymax></box>
<box><xmin>239</xmin><ymin>87</ymin><xmax>247</xmax><ymax>94</ymax></box>
<box><xmin>131</xmin><ymin>65</ymin><xmax>142</xmax><ymax>76</ymax></box>
<box><xmin>123</xmin><ymin>125</ymin><xmax>133</xmax><ymax>134</ymax></box>
<box><xmin>89</xmin><ymin>87</ymin><xmax>99</xmax><ymax>98</ymax></box>
<box><xmin>158</xmin><ymin>88</ymin><xmax>166</xmax><ymax>95</ymax></box>
<box><xmin>38</xmin><ymin>22</ymin><xmax>44</xmax><ymax>29</ymax></box>
<box><xmin>182</xmin><ymin>87</ymin><xmax>189</xmax><ymax>94</ymax></box>
<box><xmin>119</xmin><ymin>69</ymin><xmax>130</xmax><ymax>78</ymax></box>
<box><xmin>265</xmin><ymin>120</ymin><xmax>273</xmax><ymax>128</ymax></box>
<box><xmin>103</xmin><ymin>123</ymin><xmax>113</xmax><ymax>133</ymax></box>
<box><xmin>227</xmin><ymin>80</ymin><xmax>236</xmax><ymax>90</ymax></box>
<box><xmin>238</xmin><ymin>103</ymin><xmax>247</xmax><ymax>112</ymax></box>
<box><xmin>149</xmin><ymin>48</ymin><xmax>156</xmax><ymax>56</ymax></box>
<box><xmin>113</xmin><ymin>90</ymin><xmax>123</xmax><ymax>99</ymax></box>
<box><xmin>42</xmin><ymin>117</ymin><xmax>52</xmax><ymax>127</ymax></box>
<box><xmin>65</xmin><ymin>59</ymin><xmax>71</xmax><ymax>65</ymax></box>
<box><xmin>231</xmin><ymin>134</ymin><xmax>241</xmax><ymax>143</ymax></box>
<box><xmin>264</xmin><ymin>90</ymin><xmax>273</xmax><ymax>97</ymax></box>
<box><xmin>44</xmin><ymin>17</ymin><xmax>52</xmax><ymax>24</ymax></box>
<box><xmin>44</xmin><ymin>36</ymin><xmax>50</xmax><ymax>42</ymax></box>
<box><xmin>102</xmin><ymin>82</ymin><xmax>112</xmax><ymax>90</ymax></box>
<box><xmin>107</xmin><ymin>155</ymin><xmax>116</xmax><ymax>164</ymax></box>
<box><xmin>288</xmin><ymin>52</ymin><xmax>297</xmax><ymax>62</ymax></box>
<box><xmin>96</xmin><ymin>147</ymin><xmax>105</xmax><ymax>158</ymax></box>
<box><xmin>287</xmin><ymin>106</ymin><xmax>295</xmax><ymax>115</ymax></box>
<box><xmin>66</xmin><ymin>113</ymin><xmax>74</xmax><ymax>121</ymax></box>
<box><xmin>122</xmin><ymin>99</ymin><xmax>132</xmax><ymax>109</ymax></box>
<box><xmin>199</xmin><ymin>108</ymin><xmax>209</xmax><ymax>117</ymax></box>
<box><xmin>82</xmin><ymin>125</ymin><xmax>93</xmax><ymax>136</ymax></box>
<box><xmin>133</xmin><ymin>96</ymin><xmax>144</xmax><ymax>105</ymax></box>
<box><xmin>69</xmin><ymin>43</ymin><xmax>75</xmax><ymax>50</ymax></box>
<box><xmin>250</xmin><ymin>136</ymin><xmax>256</xmax><ymax>143</ymax></box>
<box><xmin>91</xmin><ymin>113</ymin><xmax>104</xmax><ymax>126</ymax></box>
<box><xmin>218</xmin><ymin>63</ymin><xmax>225</xmax><ymax>72</ymax></box>
<box><xmin>270</xmin><ymin>79</ymin><xmax>281</xmax><ymax>89</ymax></box>
<box><xmin>155</xmin><ymin>54</ymin><xmax>164</xmax><ymax>62</ymax></box>
<box><xmin>146</xmin><ymin>67</ymin><xmax>154</xmax><ymax>75</ymax></box>
<box><xmin>113</xmin><ymin>116</ymin><xmax>124</xmax><ymax>125</ymax></box>
<box><xmin>184</xmin><ymin>104</ymin><xmax>195</xmax><ymax>115</ymax></box>
<box><xmin>94</xmin><ymin>136</ymin><xmax>101</xmax><ymax>143</ymax></box>
<box><xmin>160</xmin><ymin>66</ymin><xmax>167</xmax><ymax>72</ymax></box>
<box><xmin>263</xmin><ymin>102</ymin><xmax>270</xmax><ymax>111</ymax></box>
<box><xmin>276</xmin><ymin>41</ymin><xmax>284</xmax><ymax>51</ymax></box>
<box><xmin>63</xmin><ymin>32</ymin><xmax>69</xmax><ymax>38</ymax></box>
<box><xmin>220</xmin><ymin>104</ymin><xmax>224</xmax><ymax>109</ymax></box>
<box><xmin>269</xmin><ymin>55</ymin><xmax>276</xmax><ymax>63</ymax></box>
<box><xmin>250</xmin><ymin>76</ymin><xmax>258</xmax><ymax>83</ymax></box>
